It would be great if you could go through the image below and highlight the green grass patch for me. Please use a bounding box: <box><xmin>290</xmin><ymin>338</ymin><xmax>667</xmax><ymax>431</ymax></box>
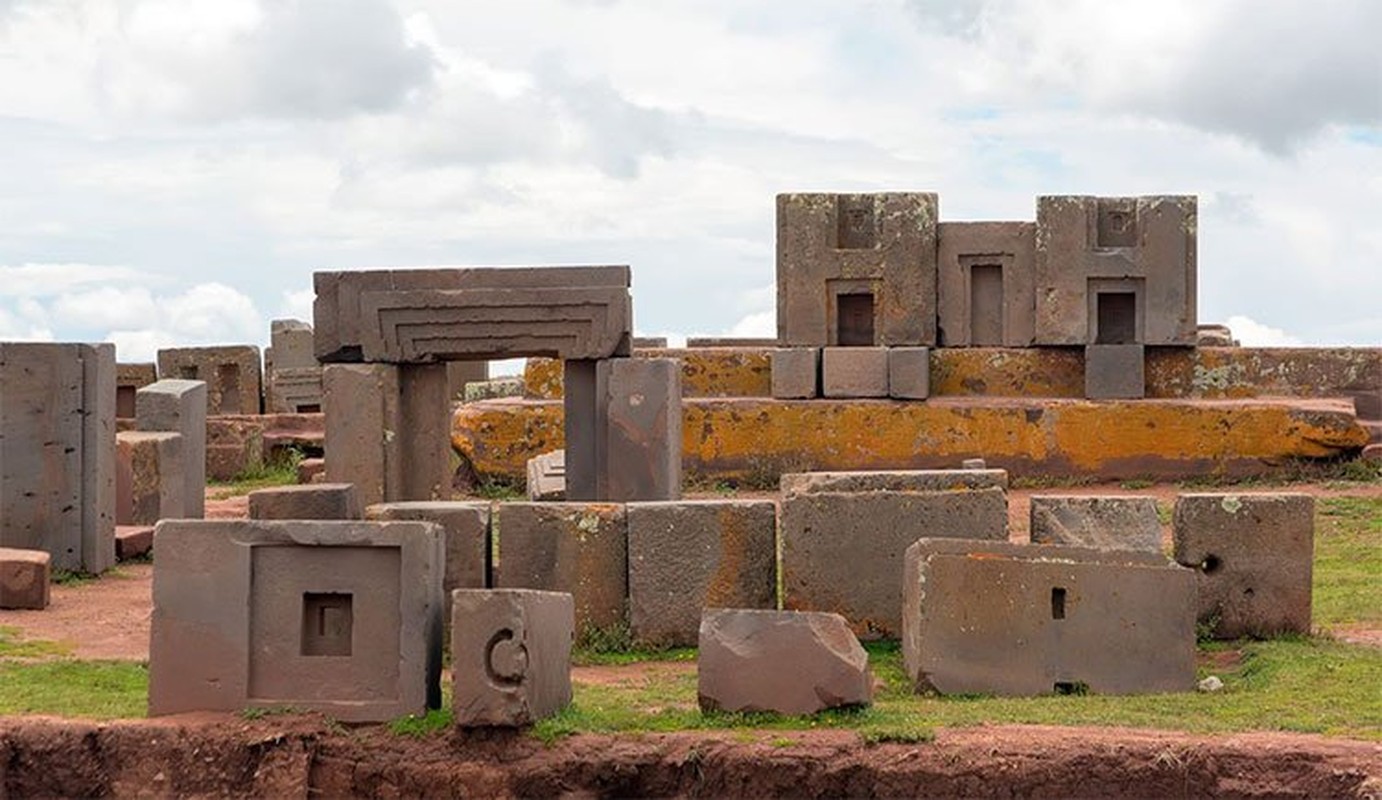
<box><xmin>1314</xmin><ymin>497</ymin><xmax>1382</xmax><ymax>628</ymax></box>
<box><xmin>0</xmin><ymin>627</ymin><xmax>73</xmax><ymax>659</ymax></box>
<box><xmin>472</xmin><ymin>478</ymin><xmax>523</xmax><ymax>501</ymax></box>
<box><xmin>0</xmin><ymin>660</ymin><xmax>147</xmax><ymax>719</ymax></box>
<box><xmin>389</xmin><ymin>707</ymin><xmax>453</xmax><ymax>737</ymax></box>
<box><xmin>207</xmin><ymin>450</ymin><xmax>304</xmax><ymax>499</ymax></box>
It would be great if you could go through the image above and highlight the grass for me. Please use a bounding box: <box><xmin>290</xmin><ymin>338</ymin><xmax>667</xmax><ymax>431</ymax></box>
<box><xmin>207</xmin><ymin>450</ymin><xmax>304</xmax><ymax>499</ymax></box>
<box><xmin>472</xmin><ymin>478</ymin><xmax>523</xmax><ymax>501</ymax></box>
<box><xmin>0</xmin><ymin>627</ymin><xmax>73</xmax><ymax>659</ymax></box>
<box><xmin>1177</xmin><ymin>456</ymin><xmax>1381</xmax><ymax>490</ymax></box>
<box><xmin>0</xmin><ymin>660</ymin><xmax>147</xmax><ymax>719</ymax></box>
<box><xmin>1314</xmin><ymin>497</ymin><xmax>1382</xmax><ymax>628</ymax></box>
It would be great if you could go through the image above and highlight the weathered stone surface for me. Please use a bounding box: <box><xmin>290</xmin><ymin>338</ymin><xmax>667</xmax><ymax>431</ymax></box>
<box><xmin>771</xmin><ymin>348</ymin><xmax>819</xmax><ymax>400</ymax></box>
<box><xmin>686</xmin><ymin>337</ymin><xmax>777</xmax><ymax>347</ymax></box>
<box><xmin>1086</xmin><ymin>344</ymin><xmax>1146</xmax><ymax>400</ymax></box>
<box><xmin>116</xmin><ymin>363</ymin><xmax>158</xmax><ymax>419</ymax></box>
<box><xmin>627</xmin><ymin>500</ymin><xmax>777</xmax><ymax>647</ymax></box>
<box><xmin>115</xmin><ymin>526</ymin><xmax>154</xmax><ymax>561</ymax></box>
<box><xmin>1172</xmin><ymin>493</ymin><xmax>1314</xmax><ymax>638</ymax></box>
<box><xmin>204</xmin><ymin>416</ymin><xmax>266</xmax><ymax>481</ymax></box>
<box><xmin>115</xmin><ymin>432</ymin><xmax>185</xmax><ymax>526</ymax></box>
<box><xmin>0</xmin><ymin>547</ymin><xmax>51</xmax><ymax>610</ymax></box>
<box><xmin>493</xmin><ymin>503</ymin><xmax>627</xmax><ymax>635</ymax></box>
<box><xmin>903</xmin><ymin>538</ymin><xmax>1195</xmax><ymax>696</ymax></box>
<box><xmin>777</xmin><ymin>192</ymin><xmax>938</xmax><ymax>347</ymax></box>
<box><xmin>1</xmin><ymin>342</ymin><xmax>116</xmax><ymax>573</ymax></box>
<box><xmin>266</xmin><ymin>367</ymin><xmax>323</xmax><ymax>414</ymax></box>
<box><xmin>526</xmin><ymin>451</ymin><xmax>566</xmax><ymax>501</ymax></box>
<box><xmin>1030</xmin><ymin>495</ymin><xmax>1162</xmax><ymax>552</ymax></box>
<box><xmin>782</xmin><ymin>487</ymin><xmax>1008</xmax><ymax>638</ymax></box>
<box><xmin>149</xmin><ymin>519</ymin><xmax>445</xmax><ymax>722</ymax></box>
<box><xmin>451</xmin><ymin>589</ymin><xmax>573</xmax><ymax>726</ymax></box>
<box><xmin>324</xmin><ymin>364</ymin><xmax>399</xmax><ymax>507</ymax></box>
<box><xmin>821</xmin><ymin>347</ymin><xmax>888</xmax><ymax>399</ymax></box>
<box><xmin>562</xmin><ymin>360</ymin><xmax>602</xmax><ymax>502</ymax></box>
<box><xmin>268</xmin><ymin>319</ymin><xmax>317</xmax><ymax>369</ymax></box>
<box><xmin>598</xmin><ymin>357</ymin><xmax>682</xmax><ymax>501</ymax></box>
<box><xmin>313</xmin><ymin>266</ymin><xmax>632</xmax><ymax>363</ymax></box>
<box><xmin>633</xmin><ymin>337</ymin><xmax>668</xmax><ymax>348</ymax></box>
<box><xmin>157</xmin><ymin>346</ymin><xmax>262</xmax><ymax>416</ymax></box>
<box><xmin>781</xmin><ymin>469</ymin><xmax>1009</xmax><ymax>496</ymax></box>
<box><xmin>1197</xmin><ymin>324</ymin><xmax>1238</xmax><ymax>347</ymax></box>
<box><xmin>1035</xmin><ymin>195</ymin><xmax>1196</xmax><ymax>346</ymax></box>
<box><xmin>529</xmin><ymin>349</ymin><xmax>772</xmax><ymax>400</ymax></box>
<box><xmin>465</xmin><ymin>377</ymin><xmax>524</xmax><ymax>403</ymax></box>
<box><xmin>297</xmin><ymin>457</ymin><xmax>326</xmax><ymax>484</ymax></box>
<box><xmin>937</xmin><ymin>222</ymin><xmax>1036</xmax><ymax>347</ymax></box>
<box><xmin>136</xmin><ymin>380</ymin><xmax>207</xmax><ymax>520</ymax></box>
<box><xmin>960</xmin><ymin>458</ymin><xmax>987</xmax><ymax>470</ymax></box>
<box><xmin>248</xmin><ymin>483</ymin><xmax>362</xmax><ymax>521</ymax></box>
<box><xmin>698</xmin><ymin>609</ymin><xmax>871</xmax><ymax>715</ymax></box>
<box><xmin>887</xmin><ymin>347</ymin><xmax>930</xmax><ymax>400</ymax></box>
<box><xmin>365</xmin><ymin>501</ymin><xmax>491</xmax><ymax>619</ymax></box>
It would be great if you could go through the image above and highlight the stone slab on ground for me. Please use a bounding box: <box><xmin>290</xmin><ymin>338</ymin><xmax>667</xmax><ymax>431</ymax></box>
<box><xmin>1172</xmin><ymin>493</ymin><xmax>1315</xmax><ymax>638</ymax></box>
<box><xmin>0</xmin><ymin>547</ymin><xmax>51</xmax><ymax>610</ymax></box>
<box><xmin>902</xmin><ymin>538</ymin><xmax>1195</xmax><ymax>696</ymax></box>
<box><xmin>451</xmin><ymin>589</ymin><xmax>573</xmax><ymax>727</ymax></box>
<box><xmin>1029</xmin><ymin>495</ymin><xmax>1162</xmax><ymax>552</ymax></box>
<box><xmin>781</xmin><ymin>468</ymin><xmax>1009</xmax><ymax>496</ymax></box>
<box><xmin>698</xmin><ymin>608</ymin><xmax>871</xmax><ymax>715</ymax></box>
<box><xmin>248</xmin><ymin>483</ymin><xmax>363</xmax><ymax>521</ymax></box>
<box><xmin>115</xmin><ymin>526</ymin><xmax>154</xmax><ymax>561</ymax></box>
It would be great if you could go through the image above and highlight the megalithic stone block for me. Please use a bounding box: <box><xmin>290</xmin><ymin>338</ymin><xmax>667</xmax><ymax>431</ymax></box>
<box><xmin>451</xmin><ymin>589</ymin><xmax>573</xmax><ymax>727</ymax></box>
<box><xmin>821</xmin><ymin>347</ymin><xmax>888</xmax><ymax>399</ymax></box>
<box><xmin>597</xmin><ymin>357</ymin><xmax>682</xmax><ymax>501</ymax></box>
<box><xmin>1029</xmin><ymin>495</ymin><xmax>1163</xmax><ymax>553</ymax></box>
<box><xmin>323</xmin><ymin>364</ymin><xmax>401</xmax><ymax>507</ymax></box>
<box><xmin>156</xmin><ymin>345</ymin><xmax>263</xmax><ymax>415</ymax></box>
<box><xmin>887</xmin><ymin>347</ymin><xmax>930</xmax><ymax>400</ymax></box>
<box><xmin>698</xmin><ymin>609</ymin><xmax>872</xmax><ymax>715</ymax></box>
<box><xmin>0</xmin><ymin>547</ymin><xmax>51</xmax><ymax>610</ymax></box>
<box><xmin>248</xmin><ymin>483</ymin><xmax>363</xmax><ymax>521</ymax></box>
<box><xmin>116</xmin><ymin>363</ymin><xmax>158</xmax><ymax>419</ymax></box>
<box><xmin>562</xmin><ymin>360</ymin><xmax>602</xmax><ymax>502</ymax></box>
<box><xmin>365</xmin><ymin>501</ymin><xmax>491</xmax><ymax>625</ymax></box>
<box><xmin>1172</xmin><ymin>493</ymin><xmax>1314</xmax><ymax>638</ymax></box>
<box><xmin>115</xmin><ymin>432</ymin><xmax>186</xmax><ymax>526</ymax></box>
<box><xmin>81</xmin><ymin>342</ymin><xmax>117</xmax><ymax>574</ymax></box>
<box><xmin>936</xmin><ymin>222</ymin><xmax>1037</xmax><ymax>347</ymax></box>
<box><xmin>1086</xmin><ymin>344</ymin><xmax>1146</xmax><ymax>399</ymax></box>
<box><xmin>780</xmin><ymin>468</ymin><xmax>1009</xmax><ymax>496</ymax></box>
<box><xmin>148</xmin><ymin>519</ymin><xmax>445</xmax><ymax>722</ymax></box>
<box><xmin>269</xmin><ymin>319</ymin><xmax>317</xmax><ymax>369</ymax></box>
<box><xmin>770</xmin><ymin>348</ymin><xmax>819</xmax><ymax>399</ymax></box>
<box><xmin>903</xmin><ymin>538</ymin><xmax>1196</xmax><ymax>696</ymax></box>
<box><xmin>266</xmin><ymin>367</ymin><xmax>324</xmax><ymax>414</ymax></box>
<box><xmin>136</xmin><ymin>379</ymin><xmax>207</xmax><ymax>520</ymax></box>
<box><xmin>526</xmin><ymin>451</ymin><xmax>566</xmax><ymax>501</ymax></box>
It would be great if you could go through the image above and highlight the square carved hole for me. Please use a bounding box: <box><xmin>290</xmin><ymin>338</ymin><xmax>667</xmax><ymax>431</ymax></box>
<box><xmin>301</xmin><ymin>592</ymin><xmax>353</xmax><ymax>657</ymax></box>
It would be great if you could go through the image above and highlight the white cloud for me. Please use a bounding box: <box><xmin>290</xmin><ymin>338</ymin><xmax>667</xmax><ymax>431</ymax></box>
<box><xmin>0</xmin><ymin>263</ymin><xmax>152</xmax><ymax>297</ymax></box>
<box><xmin>51</xmin><ymin>286</ymin><xmax>158</xmax><ymax>330</ymax></box>
<box><xmin>1225</xmin><ymin>315</ymin><xmax>1302</xmax><ymax>348</ymax></box>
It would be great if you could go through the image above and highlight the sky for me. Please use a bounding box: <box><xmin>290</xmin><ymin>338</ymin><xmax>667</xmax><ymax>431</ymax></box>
<box><xmin>0</xmin><ymin>0</ymin><xmax>1379</xmax><ymax>361</ymax></box>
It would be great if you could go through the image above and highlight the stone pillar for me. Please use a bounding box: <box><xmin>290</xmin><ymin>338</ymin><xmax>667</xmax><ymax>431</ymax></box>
<box><xmin>398</xmin><ymin>364</ymin><xmax>452</xmax><ymax>502</ymax></box>
<box><xmin>81</xmin><ymin>343</ymin><xmax>117</xmax><ymax>573</ymax></box>
<box><xmin>136</xmin><ymin>379</ymin><xmax>208</xmax><ymax>519</ymax></box>
<box><xmin>323</xmin><ymin>364</ymin><xmax>401</xmax><ymax>507</ymax></box>
<box><xmin>563</xmin><ymin>359</ymin><xmax>602</xmax><ymax>501</ymax></box>
<box><xmin>598</xmin><ymin>357</ymin><xmax>682</xmax><ymax>501</ymax></box>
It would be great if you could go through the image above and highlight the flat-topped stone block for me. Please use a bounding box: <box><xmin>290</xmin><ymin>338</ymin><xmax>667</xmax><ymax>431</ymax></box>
<box><xmin>365</xmin><ymin>501</ymin><xmax>491</xmax><ymax>623</ymax></box>
<box><xmin>887</xmin><ymin>347</ymin><xmax>930</xmax><ymax>400</ymax></box>
<box><xmin>598</xmin><ymin>357</ymin><xmax>682</xmax><ymax>501</ymax></box>
<box><xmin>157</xmin><ymin>346</ymin><xmax>262</xmax><ymax>416</ymax></box>
<box><xmin>0</xmin><ymin>548</ymin><xmax>51</xmax><ymax>610</ymax></box>
<box><xmin>248</xmin><ymin>483</ymin><xmax>363</xmax><ymax>520</ymax></box>
<box><xmin>115</xmin><ymin>431</ymin><xmax>185</xmax><ymax>526</ymax></box>
<box><xmin>780</xmin><ymin>468</ymin><xmax>1009</xmax><ymax>497</ymax></box>
<box><xmin>937</xmin><ymin>221</ymin><xmax>1036</xmax><ymax>347</ymax></box>
<box><xmin>1086</xmin><ymin>344</ymin><xmax>1146</xmax><ymax>399</ymax></box>
<box><xmin>115</xmin><ymin>526</ymin><xmax>154</xmax><ymax>561</ymax></box>
<box><xmin>821</xmin><ymin>347</ymin><xmax>888</xmax><ymax>398</ymax></box>
<box><xmin>149</xmin><ymin>519</ymin><xmax>445</xmax><ymax>722</ymax></box>
<box><xmin>903</xmin><ymin>538</ymin><xmax>1195</xmax><ymax>696</ymax></box>
<box><xmin>698</xmin><ymin>609</ymin><xmax>871</xmax><ymax>715</ymax></box>
<box><xmin>451</xmin><ymin>589</ymin><xmax>573</xmax><ymax>727</ymax></box>
<box><xmin>116</xmin><ymin>362</ymin><xmax>158</xmax><ymax>419</ymax></box>
<box><xmin>136</xmin><ymin>379</ymin><xmax>207</xmax><ymax>520</ymax></box>
<box><xmin>1030</xmin><ymin>495</ymin><xmax>1162</xmax><ymax>553</ymax></box>
<box><xmin>1172</xmin><ymin>493</ymin><xmax>1314</xmax><ymax>638</ymax></box>
<box><xmin>771</xmin><ymin>348</ymin><xmax>819</xmax><ymax>399</ymax></box>
<box><xmin>627</xmin><ymin>500</ymin><xmax>777</xmax><ymax>647</ymax></box>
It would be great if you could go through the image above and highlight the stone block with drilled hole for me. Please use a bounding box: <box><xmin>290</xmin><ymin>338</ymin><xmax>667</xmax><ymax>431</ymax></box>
<box><xmin>451</xmin><ymin>589</ymin><xmax>573</xmax><ymax>726</ymax></box>
<box><xmin>0</xmin><ymin>548</ymin><xmax>51</xmax><ymax>610</ymax></box>
<box><xmin>821</xmin><ymin>347</ymin><xmax>889</xmax><ymax>399</ymax></box>
<box><xmin>1172</xmin><ymin>493</ymin><xmax>1314</xmax><ymax>638</ymax></box>
<box><xmin>771</xmin><ymin>348</ymin><xmax>819</xmax><ymax>399</ymax></box>
<box><xmin>1029</xmin><ymin>495</ymin><xmax>1162</xmax><ymax>553</ymax></box>
<box><xmin>627</xmin><ymin>500</ymin><xmax>777</xmax><ymax>647</ymax></box>
<box><xmin>248</xmin><ymin>483</ymin><xmax>363</xmax><ymax>521</ymax></box>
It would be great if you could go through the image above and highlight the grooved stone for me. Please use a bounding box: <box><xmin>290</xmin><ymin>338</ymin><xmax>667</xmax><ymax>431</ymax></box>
<box><xmin>698</xmin><ymin>609</ymin><xmax>871</xmax><ymax>715</ymax></box>
<box><xmin>1030</xmin><ymin>495</ymin><xmax>1162</xmax><ymax>553</ymax></box>
<box><xmin>0</xmin><ymin>548</ymin><xmax>51</xmax><ymax>610</ymax></box>
<box><xmin>248</xmin><ymin>483</ymin><xmax>362</xmax><ymax>521</ymax></box>
<box><xmin>771</xmin><ymin>348</ymin><xmax>819</xmax><ymax>399</ymax></box>
<box><xmin>451</xmin><ymin>589</ymin><xmax>573</xmax><ymax>727</ymax></box>
<box><xmin>937</xmin><ymin>221</ymin><xmax>1036</xmax><ymax>347</ymax></box>
<box><xmin>1172</xmin><ymin>493</ymin><xmax>1314</xmax><ymax>638</ymax></box>
<box><xmin>627</xmin><ymin>500</ymin><xmax>777</xmax><ymax>647</ymax></box>
<box><xmin>526</xmin><ymin>451</ymin><xmax>566</xmax><ymax>501</ymax></box>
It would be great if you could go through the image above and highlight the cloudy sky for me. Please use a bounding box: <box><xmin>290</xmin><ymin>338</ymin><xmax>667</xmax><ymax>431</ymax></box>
<box><xmin>0</xmin><ymin>0</ymin><xmax>1378</xmax><ymax>361</ymax></box>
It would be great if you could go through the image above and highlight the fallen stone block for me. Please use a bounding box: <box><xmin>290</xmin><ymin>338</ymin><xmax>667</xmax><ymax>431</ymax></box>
<box><xmin>1030</xmin><ymin>495</ymin><xmax>1162</xmax><ymax>552</ymax></box>
<box><xmin>115</xmin><ymin>526</ymin><xmax>154</xmax><ymax>561</ymax></box>
<box><xmin>821</xmin><ymin>347</ymin><xmax>888</xmax><ymax>398</ymax></box>
<box><xmin>0</xmin><ymin>548</ymin><xmax>51</xmax><ymax>610</ymax></box>
<box><xmin>780</xmin><ymin>468</ymin><xmax>1009</xmax><ymax>496</ymax></box>
<box><xmin>698</xmin><ymin>609</ymin><xmax>871</xmax><ymax>715</ymax></box>
<box><xmin>628</xmin><ymin>500</ymin><xmax>777</xmax><ymax>647</ymax></box>
<box><xmin>451</xmin><ymin>589</ymin><xmax>573</xmax><ymax>727</ymax></box>
<box><xmin>297</xmin><ymin>457</ymin><xmax>326</xmax><ymax>484</ymax></box>
<box><xmin>1172</xmin><ymin>493</ymin><xmax>1314</xmax><ymax>638</ymax></box>
<box><xmin>526</xmin><ymin>450</ymin><xmax>566</xmax><ymax>501</ymax></box>
<box><xmin>903</xmin><ymin>539</ymin><xmax>1196</xmax><ymax>696</ymax></box>
<box><xmin>248</xmin><ymin>483</ymin><xmax>362</xmax><ymax>521</ymax></box>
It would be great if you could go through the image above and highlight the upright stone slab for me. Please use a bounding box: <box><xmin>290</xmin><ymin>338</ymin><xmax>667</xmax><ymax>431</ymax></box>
<box><xmin>598</xmin><ymin>357</ymin><xmax>682</xmax><ymax>501</ymax></box>
<box><xmin>821</xmin><ymin>347</ymin><xmax>888</xmax><ymax>398</ymax></box>
<box><xmin>903</xmin><ymin>538</ymin><xmax>1195</xmax><ymax>696</ymax></box>
<box><xmin>116</xmin><ymin>363</ymin><xmax>158</xmax><ymax>419</ymax></box>
<box><xmin>148</xmin><ymin>519</ymin><xmax>445</xmax><ymax>722</ymax></box>
<box><xmin>1086</xmin><ymin>344</ymin><xmax>1146</xmax><ymax>399</ymax></box>
<box><xmin>136</xmin><ymin>379</ymin><xmax>207</xmax><ymax>520</ymax></box>
<box><xmin>267</xmin><ymin>319</ymin><xmax>317</xmax><ymax>369</ymax></box>
<box><xmin>451</xmin><ymin>589</ymin><xmax>573</xmax><ymax>727</ymax></box>
<box><xmin>782</xmin><ymin>487</ymin><xmax>1008</xmax><ymax>638</ymax></box>
<box><xmin>157</xmin><ymin>345</ymin><xmax>263</xmax><ymax>416</ymax></box>
<box><xmin>248</xmin><ymin>483</ymin><xmax>362</xmax><ymax>521</ymax></box>
<box><xmin>771</xmin><ymin>348</ymin><xmax>819</xmax><ymax>399</ymax></box>
<box><xmin>0</xmin><ymin>547</ymin><xmax>51</xmax><ymax>610</ymax></box>
<box><xmin>323</xmin><ymin>363</ymin><xmax>400</xmax><ymax>506</ymax></box>
<box><xmin>937</xmin><ymin>222</ymin><xmax>1037</xmax><ymax>347</ymax></box>
<box><xmin>115</xmin><ymin>432</ymin><xmax>186</xmax><ymax>526</ymax></box>
<box><xmin>698</xmin><ymin>609</ymin><xmax>871</xmax><ymax>715</ymax></box>
<box><xmin>0</xmin><ymin>342</ymin><xmax>116</xmax><ymax>573</ymax></box>
<box><xmin>562</xmin><ymin>360</ymin><xmax>602</xmax><ymax>501</ymax></box>
<box><xmin>780</xmin><ymin>468</ymin><xmax>1009</xmax><ymax>496</ymax></box>
<box><xmin>365</xmin><ymin>501</ymin><xmax>491</xmax><ymax>624</ymax></box>
<box><xmin>777</xmin><ymin>192</ymin><xmax>939</xmax><ymax>347</ymax></box>
<box><xmin>493</xmin><ymin>503</ymin><xmax>627</xmax><ymax>635</ymax></box>
<box><xmin>1172</xmin><ymin>493</ymin><xmax>1314</xmax><ymax>638</ymax></box>
<box><xmin>1030</xmin><ymin>495</ymin><xmax>1162</xmax><ymax>553</ymax></box>
<box><xmin>627</xmin><ymin>500</ymin><xmax>777</xmax><ymax>647</ymax></box>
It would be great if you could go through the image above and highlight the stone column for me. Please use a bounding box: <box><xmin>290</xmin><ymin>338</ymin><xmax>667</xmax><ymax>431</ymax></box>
<box><xmin>136</xmin><ymin>379</ymin><xmax>208</xmax><ymax>520</ymax></box>
<box><xmin>598</xmin><ymin>357</ymin><xmax>682</xmax><ymax>501</ymax></box>
<box><xmin>562</xmin><ymin>359</ymin><xmax>602</xmax><ymax>501</ymax></box>
<box><xmin>323</xmin><ymin>364</ymin><xmax>401</xmax><ymax>507</ymax></box>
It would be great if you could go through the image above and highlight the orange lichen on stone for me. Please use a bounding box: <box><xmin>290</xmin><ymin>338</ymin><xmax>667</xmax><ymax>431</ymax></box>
<box><xmin>523</xmin><ymin>349</ymin><xmax>771</xmax><ymax>400</ymax></box>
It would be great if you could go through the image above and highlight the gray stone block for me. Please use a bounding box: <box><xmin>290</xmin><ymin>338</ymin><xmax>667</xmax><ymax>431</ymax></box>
<box><xmin>266</xmin><ymin>367</ymin><xmax>323</xmax><ymax>414</ymax></box>
<box><xmin>782</xmin><ymin>487</ymin><xmax>1008</xmax><ymax>638</ymax></box>
<box><xmin>698</xmin><ymin>609</ymin><xmax>871</xmax><ymax>715</ymax></box>
<box><xmin>598</xmin><ymin>357</ymin><xmax>682</xmax><ymax>501</ymax></box>
<box><xmin>148</xmin><ymin>519</ymin><xmax>445</xmax><ymax>722</ymax></box>
<box><xmin>1085</xmin><ymin>344</ymin><xmax>1146</xmax><ymax>399</ymax></box>
<box><xmin>0</xmin><ymin>547</ymin><xmax>51</xmax><ymax>610</ymax></box>
<box><xmin>115</xmin><ymin>432</ymin><xmax>185</xmax><ymax>526</ymax></box>
<box><xmin>136</xmin><ymin>379</ymin><xmax>207</xmax><ymax>520</ymax></box>
<box><xmin>323</xmin><ymin>364</ymin><xmax>400</xmax><ymax>507</ymax></box>
<box><xmin>1030</xmin><ymin>495</ymin><xmax>1162</xmax><ymax>553</ymax></box>
<box><xmin>365</xmin><ymin>501</ymin><xmax>491</xmax><ymax>622</ymax></box>
<box><xmin>451</xmin><ymin>589</ymin><xmax>573</xmax><ymax>726</ymax></box>
<box><xmin>1172</xmin><ymin>493</ymin><xmax>1314</xmax><ymax>638</ymax></box>
<box><xmin>156</xmin><ymin>345</ymin><xmax>262</xmax><ymax>415</ymax></box>
<box><xmin>937</xmin><ymin>222</ymin><xmax>1036</xmax><ymax>346</ymax></box>
<box><xmin>248</xmin><ymin>483</ymin><xmax>363</xmax><ymax>520</ymax></box>
<box><xmin>493</xmin><ymin>503</ymin><xmax>627</xmax><ymax>636</ymax></box>
<box><xmin>627</xmin><ymin>500</ymin><xmax>777</xmax><ymax>647</ymax></box>
<box><xmin>780</xmin><ymin>468</ymin><xmax>1009</xmax><ymax>496</ymax></box>
<box><xmin>687</xmin><ymin>337</ymin><xmax>777</xmax><ymax>348</ymax></box>
<box><xmin>887</xmin><ymin>347</ymin><xmax>930</xmax><ymax>399</ymax></box>
<box><xmin>903</xmin><ymin>538</ymin><xmax>1195</xmax><ymax>696</ymax></box>
<box><xmin>821</xmin><ymin>347</ymin><xmax>888</xmax><ymax>398</ymax></box>
<box><xmin>526</xmin><ymin>451</ymin><xmax>566</xmax><ymax>501</ymax></box>
<box><xmin>116</xmin><ymin>363</ymin><xmax>158</xmax><ymax>419</ymax></box>
<box><xmin>777</xmin><ymin>192</ymin><xmax>938</xmax><ymax>347</ymax></box>
<box><xmin>563</xmin><ymin>360</ymin><xmax>602</xmax><ymax>501</ymax></box>
<box><xmin>771</xmin><ymin>348</ymin><xmax>819</xmax><ymax>399</ymax></box>
<box><xmin>268</xmin><ymin>319</ymin><xmax>317</xmax><ymax>369</ymax></box>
